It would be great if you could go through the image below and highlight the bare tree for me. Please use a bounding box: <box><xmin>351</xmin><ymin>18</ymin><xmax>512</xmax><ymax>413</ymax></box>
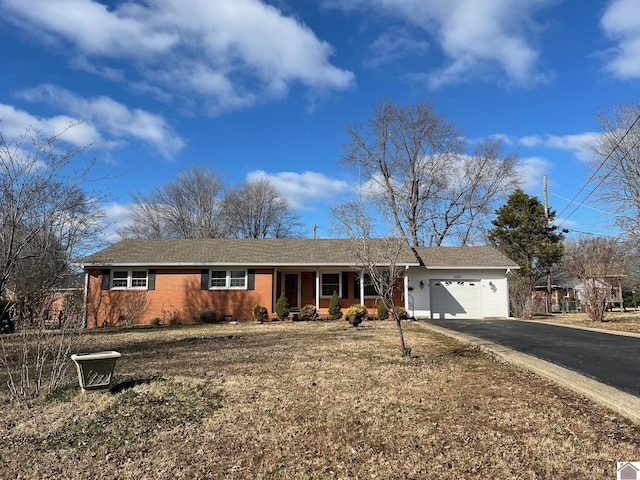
<box><xmin>333</xmin><ymin>195</ymin><xmax>412</xmax><ymax>356</ymax></box>
<box><xmin>428</xmin><ymin>138</ymin><xmax>520</xmax><ymax>246</ymax></box>
<box><xmin>0</xmin><ymin>123</ymin><xmax>105</xmax><ymax>400</ymax></box>
<box><xmin>120</xmin><ymin>165</ymin><xmax>227</xmax><ymax>239</ymax></box>
<box><xmin>222</xmin><ymin>178</ymin><xmax>302</xmax><ymax>238</ymax></box>
<box><xmin>562</xmin><ymin>236</ymin><xmax>626</xmax><ymax>322</ymax></box>
<box><xmin>589</xmin><ymin>102</ymin><xmax>640</xmax><ymax>240</ymax></box>
<box><xmin>341</xmin><ymin>99</ymin><xmax>520</xmax><ymax>247</ymax></box>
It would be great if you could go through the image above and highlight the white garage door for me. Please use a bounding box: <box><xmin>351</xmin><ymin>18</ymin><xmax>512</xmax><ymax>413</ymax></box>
<box><xmin>430</xmin><ymin>280</ymin><xmax>482</xmax><ymax>319</ymax></box>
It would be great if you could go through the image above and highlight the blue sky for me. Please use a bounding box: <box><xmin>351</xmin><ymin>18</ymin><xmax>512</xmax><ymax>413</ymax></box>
<box><xmin>0</xmin><ymin>0</ymin><xmax>639</xmax><ymax>243</ymax></box>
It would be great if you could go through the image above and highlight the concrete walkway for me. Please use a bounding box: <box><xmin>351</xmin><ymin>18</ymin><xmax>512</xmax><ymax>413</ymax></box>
<box><xmin>419</xmin><ymin>318</ymin><xmax>640</xmax><ymax>424</ymax></box>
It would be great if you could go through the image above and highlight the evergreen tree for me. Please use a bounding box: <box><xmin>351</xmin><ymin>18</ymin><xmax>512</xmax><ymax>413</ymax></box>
<box><xmin>488</xmin><ymin>189</ymin><xmax>565</xmax><ymax>317</ymax></box>
<box><xmin>328</xmin><ymin>291</ymin><xmax>342</xmax><ymax>320</ymax></box>
<box><xmin>275</xmin><ymin>293</ymin><xmax>290</xmax><ymax>321</ymax></box>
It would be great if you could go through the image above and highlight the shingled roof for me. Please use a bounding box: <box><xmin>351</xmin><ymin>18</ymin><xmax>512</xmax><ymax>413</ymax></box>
<box><xmin>81</xmin><ymin>238</ymin><xmax>421</xmax><ymax>267</ymax></box>
<box><xmin>81</xmin><ymin>239</ymin><xmax>518</xmax><ymax>270</ymax></box>
<box><xmin>414</xmin><ymin>246</ymin><xmax>519</xmax><ymax>269</ymax></box>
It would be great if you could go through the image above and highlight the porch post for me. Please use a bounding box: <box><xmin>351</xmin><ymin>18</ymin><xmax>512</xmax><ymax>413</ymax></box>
<box><xmin>315</xmin><ymin>270</ymin><xmax>320</xmax><ymax>310</ymax></box>
<box><xmin>359</xmin><ymin>273</ymin><xmax>365</xmax><ymax>306</ymax></box>
<box><xmin>273</xmin><ymin>267</ymin><xmax>278</xmax><ymax>314</ymax></box>
<box><xmin>403</xmin><ymin>267</ymin><xmax>409</xmax><ymax>312</ymax></box>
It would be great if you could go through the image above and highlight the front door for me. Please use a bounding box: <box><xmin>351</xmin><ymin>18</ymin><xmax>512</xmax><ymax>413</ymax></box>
<box><xmin>284</xmin><ymin>273</ymin><xmax>299</xmax><ymax>309</ymax></box>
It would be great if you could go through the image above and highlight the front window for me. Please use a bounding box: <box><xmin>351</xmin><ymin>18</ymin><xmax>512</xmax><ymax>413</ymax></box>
<box><xmin>230</xmin><ymin>270</ymin><xmax>246</xmax><ymax>288</ymax></box>
<box><xmin>210</xmin><ymin>270</ymin><xmax>227</xmax><ymax>288</ymax></box>
<box><xmin>111</xmin><ymin>270</ymin><xmax>147</xmax><ymax>289</ymax></box>
<box><xmin>131</xmin><ymin>271</ymin><xmax>148</xmax><ymax>288</ymax></box>
<box><xmin>210</xmin><ymin>269</ymin><xmax>247</xmax><ymax>289</ymax></box>
<box><xmin>321</xmin><ymin>273</ymin><xmax>340</xmax><ymax>297</ymax></box>
<box><xmin>112</xmin><ymin>271</ymin><xmax>128</xmax><ymax>288</ymax></box>
<box><xmin>363</xmin><ymin>274</ymin><xmax>378</xmax><ymax>297</ymax></box>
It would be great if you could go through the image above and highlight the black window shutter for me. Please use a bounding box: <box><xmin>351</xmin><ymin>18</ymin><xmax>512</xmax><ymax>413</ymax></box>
<box><xmin>247</xmin><ymin>269</ymin><xmax>255</xmax><ymax>290</ymax></box>
<box><xmin>342</xmin><ymin>272</ymin><xmax>349</xmax><ymax>299</ymax></box>
<box><xmin>148</xmin><ymin>269</ymin><xmax>156</xmax><ymax>290</ymax></box>
<box><xmin>101</xmin><ymin>269</ymin><xmax>111</xmax><ymax>290</ymax></box>
<box><xmin>201</xmin><ymin>269</ymin><xmax>209</xmax><ymax>290</ymax></box>
<box><xmin>354</xmin><ymin>273</ymin><xmax>361</xmax><ymax>300</ymax></box>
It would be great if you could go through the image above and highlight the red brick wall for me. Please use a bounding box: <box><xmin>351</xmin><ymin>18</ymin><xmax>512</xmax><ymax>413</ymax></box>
<box><xmin>85</xmin><ymin>268</ymin><xmax>405</xmax><ymax>327</ymax></box>
<box><xmin>86</xmin><ymin>268</ymin><xmax>274</xmax><ymax>327</ymax></box>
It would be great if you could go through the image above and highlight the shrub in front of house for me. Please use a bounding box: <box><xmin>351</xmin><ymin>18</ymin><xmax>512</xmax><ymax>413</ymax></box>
<box><xmin>345</xmin><ymin>304</ymin><xmax>368</xmax><ymax>327</ymax></box>
<box><xmin>328</xmin><ymin>291</ymin><xmax>342</xmax><ymax>320</ymax></box>
<box><xmin>377</xmin><ymin>300</ymin><xmax>389</xmax><ymax>320</ymax></box>
<box><xmin>193</xmin><ymin>309</ymin><xmax>217</xmax><ymax>324</ymax></box>
<box><xmin>299</xmin><ymin>304</ymin><xmax>318</xmax><ymax>321</ymax></box>
<box><xmin>275</xmin><ymin>294</ymin><xmax>290</xmax><ymax>321</ymax></box>
<box><xmin>253</xmin><ymin>304</ymin><xmax>268</xmax><ymax>322</ymax></box>
<box><xmin>395</xmin><ymin>306</ymin><xmax>408</xmax><ymax>320</ymax></box>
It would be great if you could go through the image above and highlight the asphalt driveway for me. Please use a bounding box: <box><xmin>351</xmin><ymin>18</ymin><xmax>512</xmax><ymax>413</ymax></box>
<box><xmin>425</xmin><ymin>318</ymin><xmax>640</xmax><ymax>397</ymax></box>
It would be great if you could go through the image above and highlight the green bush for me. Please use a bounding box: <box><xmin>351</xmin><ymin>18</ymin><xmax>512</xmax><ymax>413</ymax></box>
<box><xmin>345</xmin><ymin>304</ymin><xmax>368</xmax><ymax>327</ymax></box>
<box><xmin>299</xmin><ymin>304</ymin><xmax>318</xmax><ymax>320</ymax></box>
<box><xmin>253</xmin><ymin>304</ymin><xmax>268</xmax><ymax>322</ymax></box>
<box><xmin>275</xmin><ymin>294</ymin><xmax>290</xmax><ymax>321</ymax></box>
<box><xmin>328</xmin><ymin>291</ymin><xmax>342</xmax><ymax>320</ymax></box>
<box><xmin>395</xmin><ymin>306</ymin><xmax>408</xmax><ymax>320</ymax></box>
<box><xmin>377</xmin><ymin>300</ymin><xmax>389</xmax><ymax>320</ymax></box>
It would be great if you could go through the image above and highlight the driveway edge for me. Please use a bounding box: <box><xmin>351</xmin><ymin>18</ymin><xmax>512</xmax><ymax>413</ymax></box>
<box><xmin>418</xmin><ymin>321</ymin><xmax>640</xmax><ymax>424</ymax></box>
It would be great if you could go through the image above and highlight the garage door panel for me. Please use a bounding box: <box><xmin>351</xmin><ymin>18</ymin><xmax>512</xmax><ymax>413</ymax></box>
<box><xmin>430</xmin><ymin>280</ymin><xmax>481</xmax><ymax>319</ymax></box>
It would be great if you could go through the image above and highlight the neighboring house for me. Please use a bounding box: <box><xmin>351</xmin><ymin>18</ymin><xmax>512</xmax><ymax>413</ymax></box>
<box><xmin>80</xmin><ymin>238</ymin><xmax>518</xmax><ymax>327</ymax></box>
<box><xmin>48</xmin><ymin>273</ymin><xmax>85</xmax><ymax>326</ymax></box>
<box><xmin>408</xmin><ymin>246</ymin><xmax>519</xmax><ymax>320</ymax></box>
<box><xmin>533</xmin><ymin>270</ymin><xmax>580</xmax><ymax>313</ymax></box>
<box><xmin>574</xmin><ymin>275</ymin><xmax>626</xmax><ymax>311</ymax></box>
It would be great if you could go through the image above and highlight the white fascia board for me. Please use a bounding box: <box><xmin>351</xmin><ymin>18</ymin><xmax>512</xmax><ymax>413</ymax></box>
<box><xmin>423</xmin><ymin>265</ymin><xmax>519</xmax><ymax>270</ymax></box>
<box><xmin>83</xmin><ymin>261</ymin><xmax>421</xmax><ymax>269</ymax></box>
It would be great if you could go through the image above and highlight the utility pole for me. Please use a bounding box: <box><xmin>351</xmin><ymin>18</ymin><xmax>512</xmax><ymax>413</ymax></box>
<box><xmin>543</xmin><ymin>175</ymin><xmax>549</xmax><ymax>219</ymax></box>
<box><xmin>544</xmin><ymin>175</ymin><xmax>552</xmax><ymax>314</ymax></box>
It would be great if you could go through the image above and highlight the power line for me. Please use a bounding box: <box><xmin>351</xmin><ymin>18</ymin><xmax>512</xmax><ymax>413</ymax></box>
<box><xmin>561</xmin><ymin>227</ymin><xmax>620</xmax><ymax>240</ymax></box>
<box><xmin>549</xmin><ymin>191</ymin><xmax>613</xmax><ymax>215</ymax></box>
<box><xmin>555</xmin><ymin>111</ymin><xmax>640</xmax><ymax>223</ymax></box>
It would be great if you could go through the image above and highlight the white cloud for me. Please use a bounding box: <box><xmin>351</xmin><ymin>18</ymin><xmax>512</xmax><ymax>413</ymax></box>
<box><xmin>519</xmin><ymin>135</ymin><xmax>543</xmax><ymax>147</ymax></box>
<box><xmin>600</xmin><ymin>0</ymin><xmax>640</xmax><ymax>79</ymax></box>
<box><xmin>247</xmin><ymin>170</ymin><xmax>351</xmax><ymax>209</ymax></box>
<box><xmin>543</xmin><ymin>132</ymin><xmax>600</xmax><ymax>162</ymax></box>
<box><xmin>18</xmin><ymin>84</ymin><xmax>185</xmax><ymax>159</ymax></box>
<box><xmin>101</xmin><ymin>202</ymin><xmax>132</xmax><ymax>243</ymax></box>
<box><xmin>518</xmin><ymin>156</ymin><xmax>551</xmax><ymax>192</ymax></box>
<box><xmin>366</xmin><ymin>27</ymin><xmax>430</xmax><ymax>68</ymax></box>
<box><xmin>1</xmin><ymin>0</ymin><xmax>354</xmax><ymax>114</ymax></box>
<box><xmin>0</xmin><ymin>103</ymin><xmax>103</xmax><ymax>147</ymax></box>
<box><xmin>325</xmin><ymin>0</ymin><xmax>556</xmax><ymax>88</ymax></box>
<box><xmin>518</xmin><ymin>132</ymin><xmax>600</xmax><ymax>162</ymax></box>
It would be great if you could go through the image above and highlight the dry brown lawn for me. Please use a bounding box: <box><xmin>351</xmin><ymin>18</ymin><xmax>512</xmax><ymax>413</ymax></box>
<box><xmin>531</xmin><ymin>309</ymin><xmax>640</xmax><ymax>335</ymax></box>
<box><xmin>1</xmin><ymin>320</ymin><xmax>640</xmax><ymax>479</ymax></box>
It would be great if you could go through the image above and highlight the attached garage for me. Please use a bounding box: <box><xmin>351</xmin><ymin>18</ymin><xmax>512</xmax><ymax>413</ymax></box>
<box><xmin>430</xmin><ymin>279</ymin><xmax>481</xmax><ymax>319</ymax></box>
<box><xmin>408</xmin><ymin>246</ymin><xmax>519</xmax><ymax>320</ymax></box>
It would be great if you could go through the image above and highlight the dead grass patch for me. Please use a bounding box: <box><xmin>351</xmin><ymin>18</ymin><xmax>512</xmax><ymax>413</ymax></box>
<box><xmin>1</xmin><ymin>321</ymin><xmax>639</xmax><ymax>478</ymax></box>
<box><xmin>532</xmin><ymin>309</ymin><xmax>640</xmax><ymax>334</ymax></box>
